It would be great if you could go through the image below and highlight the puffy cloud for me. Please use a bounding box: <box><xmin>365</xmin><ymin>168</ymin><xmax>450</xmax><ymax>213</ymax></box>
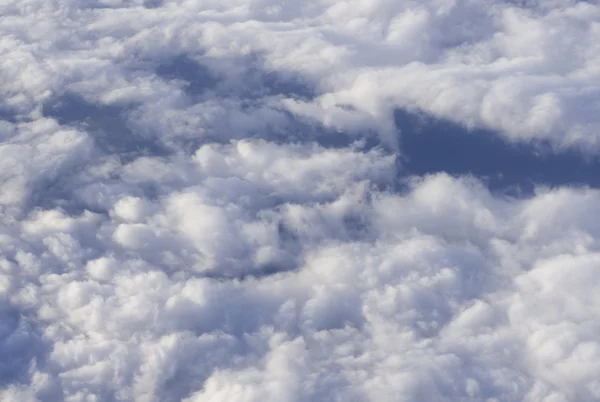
<box><xmin>3</xmin><ymin>0</ymin><xmax>599</xmax><ymax>149</ymax></box>
<box><xmin>1</xmin><ymin>0</ymin><xmax>600</xmax><ymax>401</ymax></box>
<box><xmin>4</xmin><ymin>166</ymin><xmax>600</xmax><ymax>401</ymax></box>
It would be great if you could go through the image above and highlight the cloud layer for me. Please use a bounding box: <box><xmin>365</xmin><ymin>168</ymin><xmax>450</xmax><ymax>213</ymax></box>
<box><xmin>1</xmin><ymin>0</ymin><xmax>600</xmax><ymax>401</ymax></box>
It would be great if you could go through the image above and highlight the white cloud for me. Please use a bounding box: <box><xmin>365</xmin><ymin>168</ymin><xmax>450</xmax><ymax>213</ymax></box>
<box><xmin>1</xmin><ymin>0</ymin><xmax>600</xmax><ymax>401</ymax></box>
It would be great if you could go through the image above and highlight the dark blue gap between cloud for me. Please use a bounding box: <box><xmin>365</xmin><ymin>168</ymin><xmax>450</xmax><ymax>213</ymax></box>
<box><xmin>42</xmin><ymin>94</ymin><xmax>168</xmax><ymax>160</ymax></box>
<box><xmin>155</xmin><ymin>55</ymin><xmax>218</xmax><ymax>97</ymax></box>
<box><xmin>0</xmin><ymin>303</ymin><xmax>49</xmax><ymax>389</ymax></box>
<box><xmin>394</xmin><ymin>109</ymin><xmax>600</xmax><ymax>196</ymax></box>
<box><xmin>155</xmin><ymin>54</ymin><xmax>314</xmax><ymax>101</ymax></box>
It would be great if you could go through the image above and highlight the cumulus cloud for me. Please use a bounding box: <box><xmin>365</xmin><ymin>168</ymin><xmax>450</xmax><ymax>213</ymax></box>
<box><xmin>1</xmin><ymin>0</ymin><xmax>600</xmax><ymax>401</ymax></box>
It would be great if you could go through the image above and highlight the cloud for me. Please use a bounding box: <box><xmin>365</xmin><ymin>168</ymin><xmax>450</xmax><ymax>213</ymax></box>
<box><xmin>5</xmin><ymin>168</ymin><xmax>600</xmax><ymax>401</ymax></box>
<box><xmin>1</xmin><ymin>0</ymin><xmax>600</xmax><ymax>401</ymax></box>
